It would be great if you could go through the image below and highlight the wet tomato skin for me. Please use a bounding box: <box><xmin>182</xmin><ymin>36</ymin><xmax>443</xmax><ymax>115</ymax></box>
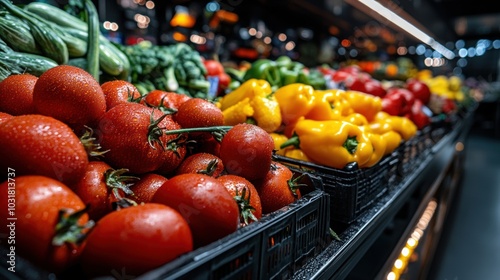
<box><xmin>0</xmin><ymin>114</ymin><xmax>89</xmax><ymax>185</ymax></box>
<box><xmin>218</xmin><ymin>174</ymin><xmax>263</xmax><ymax>225</ymax></box>
<box><xmin>97</xmin><ymin>102</ymin><xmax>185</xmax><ymax>175</ymax></box>
<box><xmin>252</xmin><ymin>162</ymin><xmax>302</xmax><ymax>214</ymax></box>
<box><xmin>152</xmin><ymin>173</ymin><xmax>240</xmax><ymax>248</ymax></box>
<box><xmin>219</xmin><ymin>123</ymin><xmax>274</xmax><ymax>181</ymax></box>
<box><xmin>69</xmin><ymin>161</ymin><xmax>125</xmax><ymax>221</ymax></box>
<box><xmin>0</xmin><ymin>175</ymin><xmax>89</xmax><ymax>274</ymax></box>
<box><xmin>80</xmin><ymin>203</ymin><xmax>193</xmax><ymax>277</ymax></box>
<box><xmin>100</xmin><ymin>80</ymin><xmax>142</xmax><ymax>110</ymax></box>
<box><xmin>0</xmin><ymin>112</ymin><xmax>13</xmax><ymax>125</ymax></box>
<box><xmin>175</xmin><ymin>152</ymin><xmax>225</xmax><ymax>178</ymax></box>
<box><xmin>175</xmin><ymin>98</ymin><xmax>224</xmax><ymax>128</ymax></box>
<box><xmin>142</xmin><ymin>90</ymin><xmax>191</xmax><ymax>110</ymax></box>
<box><xmin>0</xmin><ymin>73</ymin><xmax>37</xmax><ymax>115</ymax></box>
<box><xmin>33</xmin><ymin>65</ymin><xmax>106</xmax><ymax>131</ymax></box>
<box><xmin>128</xmin><ymin>173</ymin><xmax>169</xmax><ymax>204</ymax></box>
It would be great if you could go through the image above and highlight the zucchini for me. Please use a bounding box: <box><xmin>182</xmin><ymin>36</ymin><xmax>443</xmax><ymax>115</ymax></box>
<box><xmin>65</xmin><ymin>28</ymin><xmax>128</xmax><ymax>77</ymax></box>
<box><xmin>0</xmin><ymin>35</ymin><xmax>13</xmax><ymax>53</ymax></box>
<box><xmin>101</xmin><ymin>39</ymin><xmax>130</xmax><ymax>79</ymax></box>
<box><xmin>0</xmin><ymin>0</ymin><xmax>68</xmax><ymax>65</ymax></box>
<box><xmin>0</xmin><ymin>51</ymin><xmax>58</xmax><ymax>77</ymax></box>
<box><xmin>84</xmin><ymin>0</ymin><xmax>100</xmax><ymax>81</ymax></box>
<box><xmin>105</xmin><ymin>41</ymin><xmax>131</xmax><ymax>80</ymax></box>
<box><xmin>24</xmin><ymin>2</ymin><xmax>88</xmax><ymax>31</ymax></box>
<box><xmin>50</xmin><ymin>25</ymin><xmax>87</xmax><ymax>58</ymax></box>
<box><xmin>22</xmin><ymin>2</ymin><xmax>87</xmax><ymax>58</ymax></box>
<box><xmin>67</xmin><ymin>57</ymin><xmax>88</xmax><ymax>70</ymax></box>
<box><xmin>0</xmin><ymin>13</ymin><xmax>40</xmax><ymax>55</ymax></box>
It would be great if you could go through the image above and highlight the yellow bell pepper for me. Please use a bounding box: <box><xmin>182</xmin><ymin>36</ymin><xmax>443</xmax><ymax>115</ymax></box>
<box><xmin>374</xmin><ymin>112</ymin><xmax>417</xmax><ymax>141</ymax></box>
<box><xmin>284</xmin><ymin>148</ymin><xmax>310</xmax><ymax>162</ymax></box>
<box><xmin>344</xmin><ymin>90</ymin><xmax>382</xmax><ymax>122</ymax></box>
<box><xmin>221</xmin><ymin>79</ymin><xmax>282</xmax><ymax>133</ymax></box>
<box><xmin>220</xmin><ymin>79</ymin><xmax>272</xmax><ymax>110</ymax></box>
<box><xmin>359</xmin><ymin>132</ymin><xmax>387</xmax><ymax>168</ymax></box>
<box><xmin>250</xmin><ymin>94</ymin><xmax>282</xmax><ymax>133</ymax></box>
<box><xmin>223</xmin><ymin>98</ymin><xmax>254</xmax><ymax>126</ymax></box>
<box><xmin>366</xmin><ymin>120</ymin><xmax>393</xmax><ymax>135</ymax></box>
<box><xmin>381</xmin><ymin>130</ymin><xmax>402</xmax><ymax>155</ymax></box>
<box><xmin>274</xmin><ymin>83</ymin><xmax>315</xmax><ymax>125</ymax></box>
<box><xmin>270</xmin><ymin>132</ymin><xmax>292</xmax><ymax>156</ymax></box>
<box><xmin>281</xmin><ymin>119</ymin><xmax>374</xmax><ymax>169</ymax></box>
<box><xmin>342</xmin><ymin>113</ymin><xmax>368</xmax><ymax>126</ymax></box>
<box><xmin>305</xmin><ymin>90</ymin><xmax>347</xmax><ymax>121</ymax></box>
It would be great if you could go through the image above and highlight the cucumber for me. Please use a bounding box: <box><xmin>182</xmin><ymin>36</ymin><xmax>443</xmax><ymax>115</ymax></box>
<box><xmin>0</xmin><ymin>0</ymin><xmax>68</xmax><ymax>65</ymax></box>
<box><xmin>0</xmin><ymin>13</ymin><xmax>40</xmax><ymax>54</ymax></box>
<box><xmin>0</xmin><ymin>51</ymin><xmax>58</xmax><ymax>77</ymax></box>
<box><xmin>84</xmin><ymin>0</ymin><xmax>100</xmax><ymax>81</ymax></box>
<box><xmin>24</xmin><ymin>2</ymin><xmax>88</xmax><ymax>31</ymax></box>
<box><xmin>65</xmin><ymin>28</ymin><xmax>128</xmax><ymax>77</ymax></box>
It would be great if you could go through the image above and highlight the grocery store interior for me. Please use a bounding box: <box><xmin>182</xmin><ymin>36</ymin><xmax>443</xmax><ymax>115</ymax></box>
<box><xmin>2</xmin><ymin>0</ymin><xmax>500</xmax><ymax>279</ymax></box>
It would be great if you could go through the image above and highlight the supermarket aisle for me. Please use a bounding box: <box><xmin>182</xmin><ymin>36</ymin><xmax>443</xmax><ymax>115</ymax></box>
<box><xmin>428</xmin><ymin>130</ymin><xmax>500</xmax><ymax>280</ymax></box>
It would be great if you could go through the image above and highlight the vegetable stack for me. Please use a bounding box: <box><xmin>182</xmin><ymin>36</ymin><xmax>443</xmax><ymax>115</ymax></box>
<box><xmin>218</xmin><ymin>80</ymin><xmax>418</xmax><ymax>169</ymax></box>
<box><xmin>0</xmin><ymin>1</ymin><xmax>130</xmax><ymax>83</ymax></box>
<box><xmin>117</xmin><ymin>41</ymin><xmax>211</xmax><ymax>98</ymax></box>
<box><xmin>241</xmin><ymin>56</ymin><xmax>327</xmax><ymax>90</ymax></box>
<box><xmin>0</xmin><ymin>63</ymin><xmax>309</xmax><ymax>278</ymax></box>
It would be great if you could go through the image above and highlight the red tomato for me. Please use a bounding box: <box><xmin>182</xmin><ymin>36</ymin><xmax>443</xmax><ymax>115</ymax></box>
<box><xmin>97</xmin><ymin>103</ymin><xmax>186</xmax><ymax>174</ymax></box>
<box><xmin>218</xmin><ymin>174</ymin><xmax>262</xmax><ymax>226</ymax></box>
<box><xmin>203</xmin><ymin>59</ymin><xmax>224</xmax><ymax>76</ymax></box>
<box><xmin>175</xmin><ymin>98</ymin><xmax>224</xmax><ymax>128</ymax></box>
<box><xmin>70</xmin><ymin>161</ymin><xmax>138</xmax><ymax>221</ymax></box>
<box><xmin>152</xmin><ymin>173</ymin><xmax>240</xmax><ymax>248</ymax></box>
<box><xmin>0</xmin><ymin>112</ymin><xmax>13</xmax><ymax>125</ymax></box>
<box><xmin>0</xmin><ymin>175</ymin><xmax>91</xmax><ymax>273</ymax></box>
<box><xmin>80</xmin><ymin>203</ymin><xmax>193</xmax><ymax>277</ymax></box>
<box><xmin>219</xmin><ymin>123</ymin><xmax>274</xmax><ymax>181</ymax></box>
<box><xmin>142</xmin><ymin>90</ymin><xmax>191</xmax><ymax>113</ymax></box>
<box><xmin>100</xmin><ymin>80</ymin><xmax>142</xmax><ymax>111</ymax></box>
<box><xmin>217</xmin><ymin>72</ymin><xmax>231</xmax><ymax>94</ymax></box>
<box><xmin>190</xmin><ymin>135</ymin><xmax>221</xmax><ymax>157</ymax></box>
<box><xmin>0</xmin><ymin>73</ymin><xmax>37</xmax><ymax>115</ymax></box>
<box><xmin>252</xmin><ymin>162</ymin><xmax>301</xmax><ymax>214</ymax></box>
<box><xmin>174</xmin><ymin>97</ymin><xmax>225</xmax><ymax>141</ymax></box>
<box><xmin>175</xmin><ymin>152</ymin><xmax>225</xmax><ymax>177</ymax></box>
<box><xmin>128</xmin><ymin>173</ymin><xmax>169</xmax><ymax>204</ymax></box>
<box><xmin>33</xmin><ymin>65</ymin><xmax>106</xmax><ymax>131</ymax></box>
<box><xmin>0</xmin><ymin>115</ymin><xmax>89</xmax><ymax>185</ymax></box>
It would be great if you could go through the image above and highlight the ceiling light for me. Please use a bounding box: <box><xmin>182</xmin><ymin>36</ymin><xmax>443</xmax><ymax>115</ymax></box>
<box><xmin>350</xmin><ymin>0</ymin><xmax>455</xmax><ymax>59</ymax></box>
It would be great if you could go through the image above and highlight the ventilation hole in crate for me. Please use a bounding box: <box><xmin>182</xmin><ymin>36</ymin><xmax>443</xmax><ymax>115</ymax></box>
<box><xmin>213</xmin><ymin>251</ymin><xmax>253</xmax><ymax>280</ymax></box>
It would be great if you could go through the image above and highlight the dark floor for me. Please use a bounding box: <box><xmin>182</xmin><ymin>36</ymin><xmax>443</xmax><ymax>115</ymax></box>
<box><xmin>428</xmin><ymin>126</ymin><xmax>500</xmax><ymax>280</ymax></box>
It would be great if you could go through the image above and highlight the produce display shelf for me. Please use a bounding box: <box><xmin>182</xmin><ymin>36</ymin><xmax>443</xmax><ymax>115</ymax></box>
<box><xmin>290</xmin><ymin>109</ymin><xmax>474</xmax><ymax>280</ymax></box>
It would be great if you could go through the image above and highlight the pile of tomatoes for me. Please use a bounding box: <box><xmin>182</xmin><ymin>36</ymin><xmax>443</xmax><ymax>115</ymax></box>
<box><xmin>0</xmin><ymin>65</ymin><xmax>304</xmax><ymax>277</ymax></box>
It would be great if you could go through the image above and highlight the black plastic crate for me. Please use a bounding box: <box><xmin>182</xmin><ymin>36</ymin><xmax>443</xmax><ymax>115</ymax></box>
<box><xmin>416</xmin><ymin>125</ymin><xmax>433</xmax><ymax>158</ymax></box>
<box><xmin>1</xmin><ymin>174</ymin><xmax>330</xmax><ymax>280</ymax></box>
<box><xmin>274</xmin><ymin>154</ymin><xmax>395</xmax><ymax>224</ymax></box>
<box><xmin>141</xmin><ymin>188</ymin><xmax>330</xmax><ymax>280</ymax></box>
<box><xmin>396</xmin><ymin>132</ymin><xmax>429</xmax><ymax>181</ymax></box>
<box><xmin>430</xmin><ymin>114</ymin><xmax>453</xmax><ymax>143</ymax></box>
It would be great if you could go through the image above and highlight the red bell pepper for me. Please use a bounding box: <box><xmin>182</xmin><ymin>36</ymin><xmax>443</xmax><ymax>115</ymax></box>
<box><xmin>382</xmin><ymin>93</ymin><xmax>405</xmax><ymax>116</ymax></box>
<box><xmin>406</xmin><ymin>78</ymin><xmax>431</xmax><ymax>104</ymax></box>
<box><xmin>442</xmin><ymin>98</ymin><xmax>457</xmax><ymax>114</ymax></box>
<box><xmin>384</xmin><ymin>87</ymin><xmax>415</xmax><ymax>116</ymax></box>
<box><xmin>409</xmin><ymin>99</ymin><xmax>431</xmax><ymax>129</ymax></box>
